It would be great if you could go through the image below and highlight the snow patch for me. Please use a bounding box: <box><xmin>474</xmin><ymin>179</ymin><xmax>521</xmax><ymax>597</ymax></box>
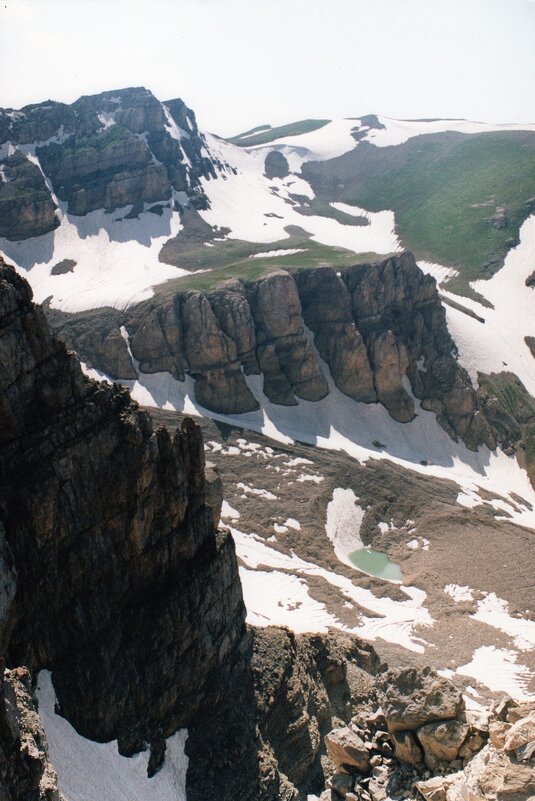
<box><xmin>444</xmin><ymin>215</ymin><xmax>535</xmax><ymax>397</ymax></box>
<box><xmin>236</xmin><ymin>482</ymin><xmax>277</xmax><ymax>500</ymax></box>
<box><xmin>325</xmin><ymin>488</ymin><xmax>365</xmax><ymax>566</ymax></box>
<box><xmin>471</xmin><ymin>592</ymin><xmax>535</xmax><ymax>651</ymax></box>
<box><xmin>221</xmin><ymin>500</ymin><xmax>240</xmax><ymax>520</ymax></box>
<box><xmin>455</xmin><ymin>646</ymin><xmax>535</xmax><ymax>701</ymax></box>
<box><xmin>36</xmin><ymin>671</ymin><xmax>188</xmax><ymax>801</ymax></box>
<box><xmin>444</xmin><ymin>584</ymin><xmax>475</xmax><ymax>603</ymax></box>
<box><xmin>232</xmin><ymin>526</ymin><xmax>433</xmax><ymax>652</ymax></box>
<box><xmin>251</xmin><ymin>248</ymin><xmax>305</xmax><ymax>258</ymax></box>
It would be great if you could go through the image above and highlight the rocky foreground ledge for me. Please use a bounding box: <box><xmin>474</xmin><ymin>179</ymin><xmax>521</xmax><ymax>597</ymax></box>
<box><xmin>315</xmin><ymin>667</ymin><xmax>535</xmax><ymax>801</ymax></box>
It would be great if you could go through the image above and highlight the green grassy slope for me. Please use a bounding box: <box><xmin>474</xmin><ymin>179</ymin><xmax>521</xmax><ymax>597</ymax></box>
<box><xmin>156</xmin><ymin>225</ymin><xmax>387</xmax><ymax>294</ymax></box>
<box><xmin>303</xmin><ymin>130</ymin><xmax>535</xmax><ymax>296</ymax></box>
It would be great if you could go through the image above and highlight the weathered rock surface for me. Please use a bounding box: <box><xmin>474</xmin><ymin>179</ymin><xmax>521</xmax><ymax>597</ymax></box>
<box><xmin>0</xmin><ymin>257</ymin><xmax>247</xmax><ymax>748</ymax></box>
<box><xmin>417</xmin><ymin>720</ymin><xmax>470</xmax><ymax>765</ymax></box>
<box><xmin>0</xmin><ymin>87</ymin><xmax>215</xmax><ymax>228</ymax></box>
<box><xmin>325</xmin><ymin>726</ymin><xmax>370</xmax><ymax>772</ymax></box>
<box><xmin>375</xmin><ymin>667</ymin><xmax>464</xmax><ymax>733</ymax></box>
<box><xmin>0</xmin><ymin>666</ymin><xmax>61</xmax><ymax>801</ymax></box>
<box><xmin>249</xmin><ymin>270</ymin><xmax>329</xmax><ymax>404</ymax></box>
<box><xmin>392</xmin><ymin>730</ymin><xmax>423</xmax><ymax>765</ymax></box>
<box><xmin>48</xmin><ymin>255</ymin><xmax>499</xmax><ymax>452</ymax></box>
<box><xmin>0</xmin><ymin>151</ymin><xmax>58</xmax><ymax>240</ymax></box>
<box><xmin>294</xmin><ymin>266</ymin><xmax>376</xmax><ymax>403</ymax></box>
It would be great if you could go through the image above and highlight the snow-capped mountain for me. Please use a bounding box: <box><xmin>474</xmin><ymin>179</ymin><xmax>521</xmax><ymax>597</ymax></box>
<box><xmin>1</xmin><ymin>86</ymin><xmax>535</xmax><ymax>715</ymax></box>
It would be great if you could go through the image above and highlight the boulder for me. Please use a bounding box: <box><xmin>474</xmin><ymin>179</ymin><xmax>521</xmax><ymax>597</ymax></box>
<box><xmin>488</xmin><ymin>719</ymin><xmax>511</xmax><ymax>750</ymax></box>
<box><xmin>391</xmin><ymin>729</ymin><xmax>423</xmax><ymax>765</ymax></box>
<box><xmin>416</xmin><ymin>773</ymin><xmax>462</xmax><ymax>801</ymax></box>
<box><xmin>375</xmin><ymin>667</ymin><xmax>464</xmax><ymax>733</ymax></box>
<box><xmin>325</xmin><ymin>726</ymin><xmax>370</xmax><ymax>772</ymax></box>
<box><xmin>504</xmin><ymin>712</ymin><xmax>535</xmax><ymax>753</ymax></box>
<box><xmin>417</xmin><ymin>720</ymin><xmax>469</xmax><ymax>764</ymax></box>
<box><xmin>447</xmin><ymin>743</ymin><xmax>535</xmax><ymax>801</ymax></box>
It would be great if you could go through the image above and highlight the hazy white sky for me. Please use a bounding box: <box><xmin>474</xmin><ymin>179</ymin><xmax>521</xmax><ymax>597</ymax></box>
<box><xmin>2</xmin><ymin>0</ymin><xmax>535</xmax><ymax>136</ymax></box>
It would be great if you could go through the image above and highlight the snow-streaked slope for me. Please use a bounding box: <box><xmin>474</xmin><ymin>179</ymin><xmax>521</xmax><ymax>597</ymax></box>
<box><xmin>241</xmin><ymin>116</ymin><xmax>535</xmax><ymax>165</ymax></box>
<box><xmin>363</xmin><ymin>117</ymin><xmax>535</xmax><ymax>148</ymax></box>
<box><xmin>455</xmin><ymin>647</ymin><xmax>535</xmax><ymax>702</ymax></box>
<box><xmin>0</xmin><ymin>206</ymin><xmax>187</xmax><ymax>312</ymax></box>
<box><xmin>232</xmin><ymin>527</ymin><xmax>433</xmax><ymax>653</ymax></box>
<box><xmin>442</xmin><ymin>214</ymin><xmax>535</xmax><ymax>397</ymax></box>
<box><xmin>200</xmin><ymin>134</ymin><xmax>400</xmax><ymax>252</ymax></box>
<box><xmin>84</xmin><ymin>326</ymin><xmax>535</xmax><ymax>532</ymax></box>
<box><xmin>36</xmin><ymin>671</ymin><xmax>188</xmax><ymax>801</ymax></box>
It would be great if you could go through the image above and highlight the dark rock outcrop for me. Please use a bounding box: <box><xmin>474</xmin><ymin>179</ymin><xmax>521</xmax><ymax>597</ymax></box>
<box><xmin>37</xmin><ymin>125</ymin><xmax>172</xmax><ymax>215</ymax></box>
<box><xmin>0</xmin><ymin>255</ymin><xmax>246</xmax><ymax>748</ymax></box>
<box><xmin>0</xmin><ymin>87</ymin><xmax>216</xmax><ymax>230</ymax></box>
<box><xmin>0</xmin><ymin>151</ymin><xmax>58</xmax><ymax>240</ymax></box>
<box><xmin>186</xmin><ymin>627</ymin><xmax>380</xmax><ymax>801</ymax></box>
<box><xmin>264</xmin><ymin>150</ymin><xmax>290</xmax><ymax>179</ymax></box>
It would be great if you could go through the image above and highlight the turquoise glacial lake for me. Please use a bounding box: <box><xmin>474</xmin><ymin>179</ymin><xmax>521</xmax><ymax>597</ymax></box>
<box><xmin>348</xmin><ymin>547</ymin><xmax>402</xmax><ymax>582</ymax></box>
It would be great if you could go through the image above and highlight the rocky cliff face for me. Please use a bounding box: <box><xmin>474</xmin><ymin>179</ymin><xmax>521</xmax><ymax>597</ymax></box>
<box><xmin>0</xmin><ymin>151</ymin><xmax>59</xmax><ymax>240</ymax></box>
<box><xmin>0</xmin><ymin>256</ymin><xmax>381</xmax><ymax>800</ymax></box>
<box><xmin>0</xmin><ymin>87</ymin><xmax>217</xmax><ymax>237</ymax></box>
<box><xmin>0</xmin><ymin>256</ymin><xmax>246</xmax><ymax>749</ymax></box>
<box><xmin>51</xmin><ymin>253</ymin><xmax>494</xmax><ymax>450</ymax></box>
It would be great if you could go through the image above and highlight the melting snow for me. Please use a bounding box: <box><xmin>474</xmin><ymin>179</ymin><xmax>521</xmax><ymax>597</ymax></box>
<box><xmin>325</xmin><ymin>488</ymin><xmax>365</xmax><ymax>566</ymax></box>
<box><xmin>0</xmin><ymin>206</ymin><xmax>187</xmax><ymax>312</ymax></box>
<box><xmin>471</xmin><ymin>592</ymin><xmax>535</xmax><ymax>652</ymax></box>
<box><xmin>221</xmin><ymin>500</ymin><xmax>240</xmax><ymax>520</ymax></box>
<box><xmin>444</xmin><ymin>215</ymin><xmax>535</xmax><ymax>397</ymax></box>
<box><xmin>236</xmin><ymin>482</ymin><xmax>277</xmax><ymax>500</ymax></box>
<box><xmin>251</xmin><ymin>248</ymin><xmax>305</xmax><ymax>258</ymax></box>
<box><xmin>230</xmin><ymin>526</ymin><xmax>434</xmax><ymax>653</ymax></box>
<box><xmin>36</xmin><ymin>671</ymin><xmax>188</xmax><ymax>801</ymax></box>
<box><xmin>455</xmin><ymin>646</ymin><xmax>535</xmax><ymax>701</ymax></box>
<box><xmin>284</xmin><ymin>518</ymin><xmax>301</xmax><ymax>530</ymax></box>
<box><xmin>444</xmin><ymin>584</ymin><xmax>475</xmax><ymax>602</ymax></box>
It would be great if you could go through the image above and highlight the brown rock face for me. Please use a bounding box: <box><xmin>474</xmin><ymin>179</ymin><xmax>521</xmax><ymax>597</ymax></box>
<box><xmin>294</xmin><ymin>266</ymin><xmax>376</xmax><ymax>403</ymax></box>
<box><xmin>248</xmin><ymin>270</ymin><xmax>329</xmax><ymax>404</ymax></box>
<box><xmin>47</xmin><ymin>305</ymin><xmax>136</xmax><ymax>380</ymax></box>
<box><xmin>0</xmin><ymin>666</ymin><xmax>61</xmax><ymax>801</ymax></box>
<box><xmin>0</xmin><ymin>87</ymin><xmax>216</xmax><ymax>220</ymax></box>
<box><xmin>49</xmin><ymin>254</ymin><xmax>493</xmax><ymax>451</ymax></box>
<box><xmin>341</xmin><ymin>252</ymin><xmax>483</xmax><ymax>439</ymax></box>
<box><xmin>126</xmin><ymin>290</ymin><xmax>259</xmax><ymax>414</ymax></box>
<box><xmin>208</xmin><ymin>279</ymin><xmax>260</xmax><ymax>375</ymax></box>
